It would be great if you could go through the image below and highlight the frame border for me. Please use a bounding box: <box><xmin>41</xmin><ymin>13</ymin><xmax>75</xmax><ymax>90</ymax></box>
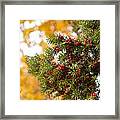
<box><xmin>0</xmin><ymin>0</ymin><xmax>119</xmax><ymax>119</ymax></box>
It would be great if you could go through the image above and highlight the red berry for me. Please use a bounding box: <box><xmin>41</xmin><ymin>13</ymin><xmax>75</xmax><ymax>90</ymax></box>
<box><xmin>91</xmin><ymin>92</ymin><xmax>97</xmax><ymax>97</ymax></box>
<box><xmin>59</xmin><ymin>35</ymin><xmax>64</xmax><ymax>40</ymax></box>
<box><xmin>77</xmin><ymin>68</ymin><xmax>81</xmax><ymax>73</ymax></box>
<box><xmin>66</xmin><ymin>45</ymin><xmax>71</xmax><ymax>50</ymax></box>
<box><xmin>47</xmin><ymin>70</ymin><xmax>52</xmax><ymax>75</ymax></box>
<box><xmin>76</xmin><ymin>69</ymin><xmax>81</xmax><ymax>77</ymax></box>
<box><xmin>65</xmin><ymin>39</ymin><xmax>72</xmax><ymax>44</ymax></box>
<box><xmin>89</xmin><ymin>39</ymin><xmax>92</xmax><ymax>47</ymax></box>
<box><xmin>57</xmin><ymin>64</ymin><xmax>65</xmax><ymax>70</ymax></box>
<box><xmin>60</xmin><ymin>64</ymin><xmax>65</xmax><ymax>70</ymax></box>
<box><xmin>84</xmin><ymin>39</ymin><xmax>87</xmax><ymax>46</ymax></box>
<box><xmin>74</xmin><ymin>41</ymin><xmax>81</xmax><ymax>46</ymax></box>
<box><xmin>55</xmin><ymin>46</ymin><xmax>61</xmax><ymax>52</ymax></box>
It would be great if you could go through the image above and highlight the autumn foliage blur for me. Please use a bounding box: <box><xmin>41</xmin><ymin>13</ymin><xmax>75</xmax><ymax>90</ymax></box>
<box><xmin>20</xmin><ymin>20</ymin><xmax>72</xmax><ymax>100</ymax></box>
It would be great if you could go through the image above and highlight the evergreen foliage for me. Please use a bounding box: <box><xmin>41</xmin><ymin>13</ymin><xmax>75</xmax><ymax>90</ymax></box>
<box><xmin>26</xmin><ymin>20</ymin><xmax>100</xmax><ymax>100</ymax></box>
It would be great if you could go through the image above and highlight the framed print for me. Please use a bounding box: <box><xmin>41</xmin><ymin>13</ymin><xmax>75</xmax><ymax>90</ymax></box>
<box><xmin>0</xmin><ymin>0</ymin><xmax>120</xmax><ymax>119</ymax></box>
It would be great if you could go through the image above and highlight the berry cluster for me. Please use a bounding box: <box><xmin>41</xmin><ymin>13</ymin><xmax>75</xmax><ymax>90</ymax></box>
<box><xmin>57</xmin><ymin>64</ymin><xmax>65</xmax><ymax>70</ymax></box>
<box><xmin>26</xmin><ymin>20</ymin><xmax>100</xmax><ymax>100</ymax></box>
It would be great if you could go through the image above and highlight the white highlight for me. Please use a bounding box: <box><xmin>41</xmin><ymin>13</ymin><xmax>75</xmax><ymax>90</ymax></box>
<box><xmin>67</xmin><ymin>26</ymin><xmax>73</xmax><ymax>32</ymax></box>
<box><xmin>20</xmin><ymin>43</ymin><xmax>43</xmax><ymax>56</ymax></box>
<box><xmin>29</xmin><ymin>30</ymin><xmax>42</xmax><ymax>43</ymax></box>
<box><xmin>19</xmin><ymin>32</ymin><xmax>24</xmax><ymax>42</ymax></box>
<box><xmin>35</xmin><ymin>20</ymin><xmax>46</xmax><ymax>26</ymax></box>
<box><xmin>24</xmin><ymin>21</ymin><xmax>36</xmax><ymax>29</ymax></box>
